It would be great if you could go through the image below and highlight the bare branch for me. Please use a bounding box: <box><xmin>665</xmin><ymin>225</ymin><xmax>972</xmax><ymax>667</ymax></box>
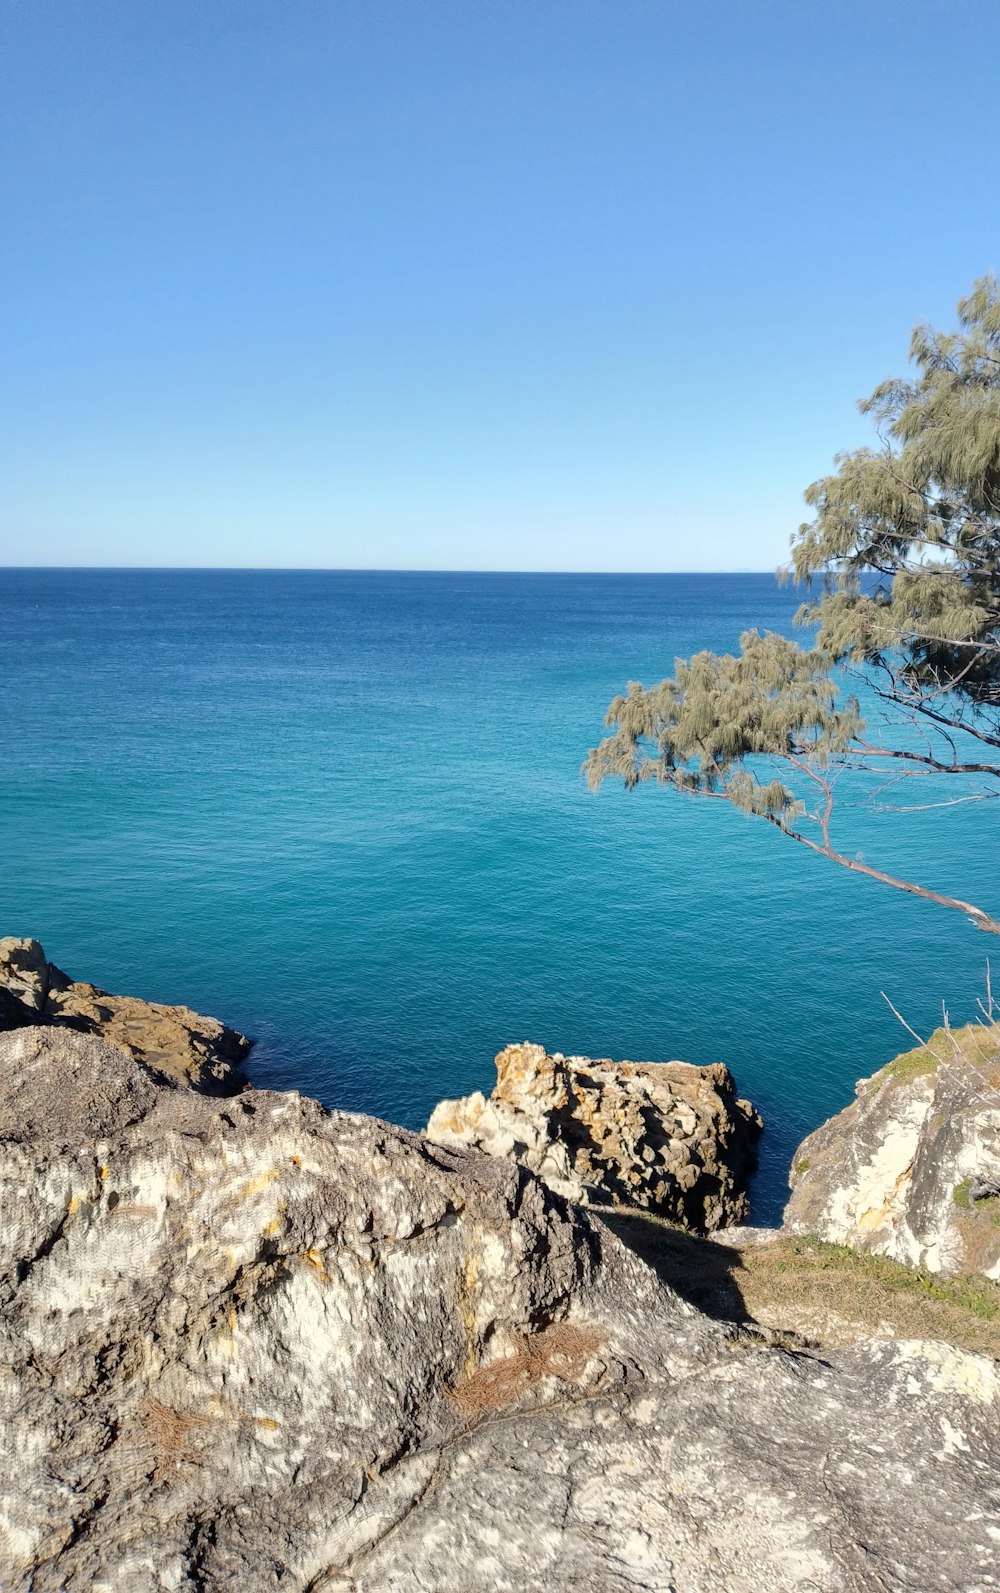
<box><xmin>868</xmin><ymin>684</ymin><xmax>1000</xmax><ymax>751</ymax></box>
<box><xmin>849</xmin><ymin>739</ymin><xmax>1000</xmax><ymax>777</ymax></box>
<box><xmin>879</xmin><ymin>991</ymin><xmax>930</xmax><ymax>1053</ymax></box>
<box><xmin>870</xmin><ymin>791</ymin><xmax>1000</xmax><ymax>813</ymax></box>
<box><xmin>761</xmin><ymin>813</ymin><xmax>1000</xmax><ymax>935</ymax></box>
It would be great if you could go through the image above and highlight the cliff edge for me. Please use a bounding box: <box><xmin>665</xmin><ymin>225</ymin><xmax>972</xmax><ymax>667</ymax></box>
<box><xmin>2</xmin><ymin>1019</ymin><xmax>999</xmax><ymax>1591</ymax></box>
<box><xmin>785</xmin><ymin>1024</ymin><xmax>1000</xmax><ymax>1280</ymax></box>
<box><xmin>0</xmin><ymin>937</ymin><xmax>251</xmax><ymax>1094</ymax></box>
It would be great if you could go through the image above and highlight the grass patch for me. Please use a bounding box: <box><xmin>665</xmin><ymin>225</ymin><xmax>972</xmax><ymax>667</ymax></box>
<box><xmin>600</xmin><ymin>1209</ymin><xmax>1000</xmax><ymax>1360</ymax></box>
<box><xmin>953</xmin><ymin>1180</ymin><xmax>972</xmax><ymax>1210</ymax></box>
<box><xmin>877</xmin><ymin>1032</ymin><xmax>946</xmax><ymax>1087</ymax></box>
<box><xmin>794</xmin><ymin>1158</ymin><xmax>811</xmax><ymax>1174</ymax></box>
<box><xmin>872</xmin><ymin>1024</ymin><xmax>1000</xmax><ymax>1095</ymax></box>
<box><xmin>780</xmin><ymin>1237</ymin><xmax>1000</xmax><ymax>1322</ymax></box>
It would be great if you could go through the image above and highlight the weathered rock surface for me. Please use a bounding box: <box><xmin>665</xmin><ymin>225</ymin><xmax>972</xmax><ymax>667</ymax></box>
<box><xmin>785</xmin><ymin>1025</ymin><xmax>1000</xmax><ymax>1280</ymax></box>
<box><xmin>0</xmin><ymin>937</ymin><xmax>251</xmax><ymax>1094</ymax></box>
<box><xmin>3</xmin><ymin>1027</ymin><xmax>997</xmax><ymax>1590</ymax></box>
<box><xmin>426</xmin><ymin>1041</ymin><xmax>762</xmax><ymax>1231</ymax></box>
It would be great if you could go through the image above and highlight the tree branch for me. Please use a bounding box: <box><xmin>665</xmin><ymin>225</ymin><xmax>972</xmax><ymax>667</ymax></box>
<box><xmin>763</xmin><ymin>814</ymin><xmax>1000</xmax><ymax>934</ymax></box>
<box><xmin>889</xmin><ymin>692</ymin><xmax>1000</xmax><ymax>750</ymax></box>
<box><xmin>848</xmin><ymin>740</ymin><xmax>1000</xmax><ymax>777</ymax></box>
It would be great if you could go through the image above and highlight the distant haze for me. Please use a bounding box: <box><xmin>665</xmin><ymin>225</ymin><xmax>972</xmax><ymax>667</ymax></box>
<box><xmin>1</xmin><ymin>0</ymin><xmax>997</xmax><ymax>571</ymax></box>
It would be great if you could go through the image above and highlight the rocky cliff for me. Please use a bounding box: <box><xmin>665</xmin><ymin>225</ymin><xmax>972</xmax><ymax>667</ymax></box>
<box><xmin>785</xmin><ymin>1024</ymin><xmax>1000</xmax><ymax>1280</ymax></box>
<box><xmin>2</xmin><ymin>1020</ymin><xmax>999</xmax><ymax>1591</ymax></box>
<box><xmin>426</xmin><ymin>1041</ymin><xmax>761</xmax><ymax>1231</ymax></box>
<box><xmin>0</xmin><ymin>937</ymin><xmax>251</xmax><ymax>1094</ymax></box>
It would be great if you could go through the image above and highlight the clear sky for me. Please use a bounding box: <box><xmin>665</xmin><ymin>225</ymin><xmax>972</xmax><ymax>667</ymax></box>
<box><xmin>2</xmin><ymin>0</ymin><xmax>998</xmax><ymax>571</ymax></box>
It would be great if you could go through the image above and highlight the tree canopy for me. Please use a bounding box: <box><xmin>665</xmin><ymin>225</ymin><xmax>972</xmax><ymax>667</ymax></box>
<box><xmin>587</xmin><ymin>277</ymin><xmax>1000</xmax><ymax>933</ymax></box>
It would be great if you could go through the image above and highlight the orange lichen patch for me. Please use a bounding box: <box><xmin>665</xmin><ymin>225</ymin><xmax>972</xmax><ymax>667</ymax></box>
<box><xmin>290</xmin><ymin>1155</ymin><xmax>302</xmax><ymax>1167</ymax></box>
<box><xmin>68</xmin><ymin>1195</ymin><xmax>82</xmax><ymax>1215</ymax></box>
<box><xmin>448</xmin><ymin>1321</ymin><xmax>602</xmax><ymax>1417</ymax></box>
<box><xmin>303</xmin><ymin>1247</ymin><xmax>330</xmax><ymax>1283</ymax></box>
<box><xmin>236</xmin><ymin>1168</ymin><xmax>282</xmax><ymax>1200</ymax></box>
<box><xmin>99</xmin><ymin>1165</ymin><xmax>110</xmax><ymax>1182</ymax></box>
<box><xmin>206</xmin><ymin>1393</ymin><xmax>284</xmax><ymax>1432</ymax></box>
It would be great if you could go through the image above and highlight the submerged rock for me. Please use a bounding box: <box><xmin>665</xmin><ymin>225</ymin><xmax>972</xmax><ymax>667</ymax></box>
<box><xmin>426</xmin><ymin>1041</ymin><xmax>762</xmax><ymax>1231</ymax></box>
<box><xmin>1</xmin><ymin>1023</ymin><xmax>999</xmax><ymax>1591</ymax></box>
<box><xmin>785</xmin><ymin>1024</ymin><xmax>1000</xmax><ymax>1279</ymax></box>
<box><xmin>0</xmin><ymin>936</ymin><xmax>251</xmax><ymax>1094</ymax></box>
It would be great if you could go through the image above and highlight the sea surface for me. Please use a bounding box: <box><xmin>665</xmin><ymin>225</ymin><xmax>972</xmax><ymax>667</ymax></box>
<box><xmin>2</xmin><ymin>569</ymin><xmax>996</xmax><ymax>1221</ymax></box>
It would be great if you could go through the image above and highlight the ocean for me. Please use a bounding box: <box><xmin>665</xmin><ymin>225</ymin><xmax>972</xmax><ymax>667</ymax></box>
<box><xmin>2</xmin><ymin>568</ymin><xmax>995</xmax><ymax>1221</ymax></box>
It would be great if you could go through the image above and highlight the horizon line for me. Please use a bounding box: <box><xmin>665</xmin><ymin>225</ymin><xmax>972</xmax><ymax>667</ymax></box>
<box><xmin>0</xmin><ymin>564</ymin><xmax>780</xmax><ymax>576</ymax></box>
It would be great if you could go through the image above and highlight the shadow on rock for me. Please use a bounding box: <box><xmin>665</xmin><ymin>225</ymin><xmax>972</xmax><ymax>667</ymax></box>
<box><xmin>597</xmin><ymin>1210</ymin><xmax>753</xmax><ymax>1324</ymax></box>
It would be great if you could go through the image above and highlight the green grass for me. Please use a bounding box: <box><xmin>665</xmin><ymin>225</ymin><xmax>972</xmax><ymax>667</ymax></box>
<box><xmin>877</xmin><ymin>1031</ymin><xmax>947</xmax><ymax>1087</ymax></box>
<box><xmin>797</xmin><ymin>1237</ymin><xmax>999</xmax><ymax>1322</ymax></box>
<box><xmin>872</xmin><ymin>1023</ymin><xmax>1000</xmax><ymax>1094</ymax></box>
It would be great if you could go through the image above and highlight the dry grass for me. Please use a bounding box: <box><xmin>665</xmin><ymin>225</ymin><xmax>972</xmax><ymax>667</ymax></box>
<box><xmin>448</xmin><ymin>1321</ymin><xmax>602</xmax><ymax>1417</ymax></box>
<box><xmin>601</xmin><ymin>1212</ymin><xmax>1000</xmax><ymax>1360</ymax></box>
<box><xmin>143</xmin><ymin>1397</ymin><xmax>214</xmax><ymax>1471</ymax></box>
<box><xmin>740</xmin><ymin>1235</ymin><xmax>1000</xmax><ymax>1356</ymax></box>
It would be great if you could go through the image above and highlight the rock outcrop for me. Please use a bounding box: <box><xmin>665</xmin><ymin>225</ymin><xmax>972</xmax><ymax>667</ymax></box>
<box><xmin>1</xmin><ymin>1023</ymin><xmax>999</xmax><ymax>1591</ymax></box>
<box><xmin>0</xmin><ymin>937</ymin><xmax>251</xmax><ymax>1094</ymax></box>
<box><xmin>785</xmin><ymin>1024</ymin><xmax>1000</xmax><ymax>1280</ymax></box>
<box><xmin>426</xmin><ymin>1041</ymin><xmax>762</xmax><ymax>1231</ymax></box>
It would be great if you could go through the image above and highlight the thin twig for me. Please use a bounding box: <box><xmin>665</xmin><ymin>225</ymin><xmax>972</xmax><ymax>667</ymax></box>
<box><xmin>880</xmin><ymin>991</ymin><xmax>929</xmax><ymax>1052</ymax></box>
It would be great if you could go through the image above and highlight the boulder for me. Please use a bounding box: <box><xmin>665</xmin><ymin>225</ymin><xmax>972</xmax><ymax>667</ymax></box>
<box><xmin>426</xmin><ymin>1041</ymin><xmax>762</xmax><ymax>1231</ymax></box>
<box><xmin>1</xmin><ymin>1024</ymin><xmax>999</xmax><ymax>1591</ymax></box>
<box><xmin>785</xmin><ymin>1024</ymin><xmax>1000</xmax><ymax>1279</ymax></box>
<box><xmin>0</xmin><ymin>936</ymin><xmax>251</xmax><ymax>1094</ymax></box>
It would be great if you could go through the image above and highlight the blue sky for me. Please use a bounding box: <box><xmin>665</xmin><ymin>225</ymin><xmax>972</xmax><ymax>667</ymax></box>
<box><xmin>1</xmin><ymin>0</ymin><xmax>998</xmax><ymax>571</ymax></box>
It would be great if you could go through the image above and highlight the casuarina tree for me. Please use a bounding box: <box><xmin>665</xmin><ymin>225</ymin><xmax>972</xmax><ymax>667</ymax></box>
<box><xmin>586</xmin><ymin>277</ymin><xmax>1000</xmax><ymax>934</ymax></box>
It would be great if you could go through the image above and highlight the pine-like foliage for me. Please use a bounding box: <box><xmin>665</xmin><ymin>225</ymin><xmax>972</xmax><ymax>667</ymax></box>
<box><xmin>587</xmin><ymin>278</ymin><xmax>1000</xmax><ymax>933</ymax></box>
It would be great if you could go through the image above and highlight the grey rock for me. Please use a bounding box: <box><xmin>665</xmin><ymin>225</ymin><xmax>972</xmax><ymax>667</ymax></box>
<box><xmin>785</xmin><ymin>1024</ymin><xmax>1000</xmax><ymax>1279</ymax></box>
<box><xmin>426</xmin><ymin>1041</ymin><xmax>762</xmax><ymax>1232</ymax></box>
<box><xmin>2</xmin><ymin>1025</ymin><xmax>999</xmax><ymax>1591</ymax></box>
<box><xmin>0</xmin><ymin>936</ymin><xmax>251</xmax><ymax>1094</ymax></box>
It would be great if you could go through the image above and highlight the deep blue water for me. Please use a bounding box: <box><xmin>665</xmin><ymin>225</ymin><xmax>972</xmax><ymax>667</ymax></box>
<box><xmin>2</xmin><ymin>568</ymin><xmax>996</xmax><ymax>1221</ymax></box>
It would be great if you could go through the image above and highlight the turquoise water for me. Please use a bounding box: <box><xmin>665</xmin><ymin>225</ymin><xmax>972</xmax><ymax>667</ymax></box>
<box><xmin>2</xmin><ymin>569</ymin><xmax>996</xmax><ymax>1221</ymax></box>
